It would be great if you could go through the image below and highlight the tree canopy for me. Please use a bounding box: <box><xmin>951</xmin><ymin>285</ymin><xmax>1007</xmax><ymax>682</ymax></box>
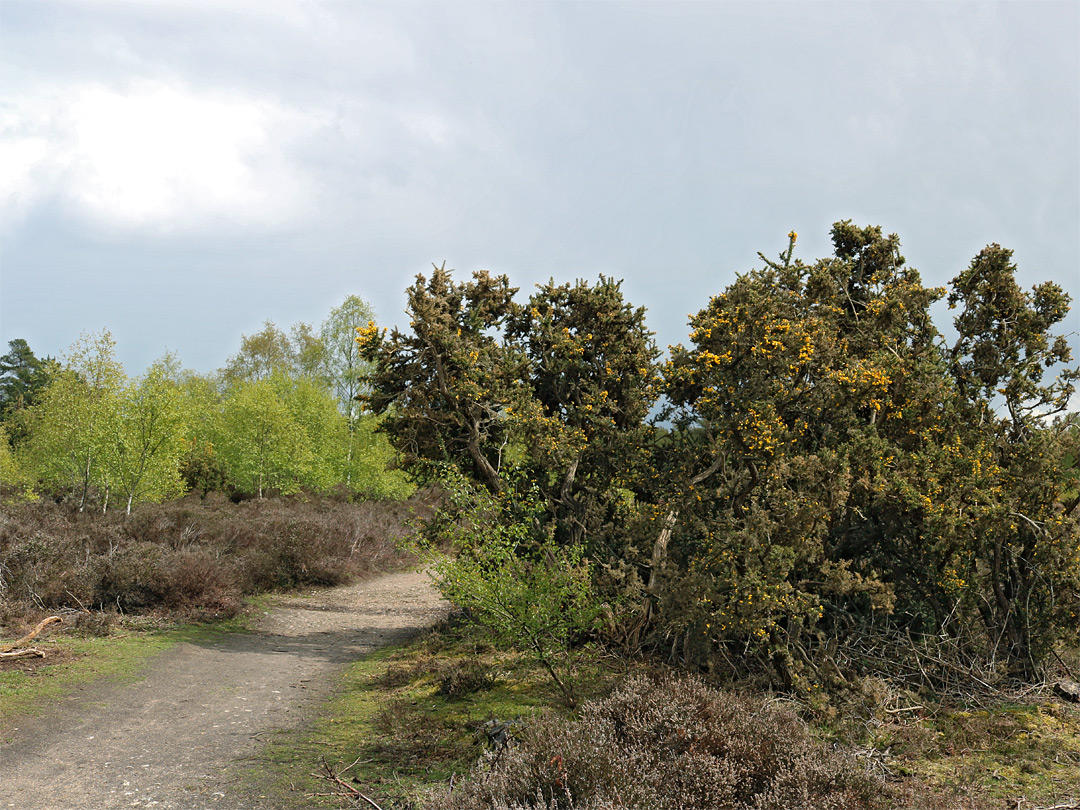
<box><xmin>6</xmin><ymin>295</ymin><xmax>410</xmax><ymax>507</ymax></box>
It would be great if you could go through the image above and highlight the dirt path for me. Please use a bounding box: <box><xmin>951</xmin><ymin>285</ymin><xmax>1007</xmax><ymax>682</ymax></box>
<box><xmin>1</xmin><ymin>570</ymin><xmax>449</xmax><ymax>810</ymax></box>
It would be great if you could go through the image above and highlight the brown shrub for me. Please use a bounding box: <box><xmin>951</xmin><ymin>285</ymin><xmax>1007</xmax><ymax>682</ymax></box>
<box><xmin>372</xmin><ymin>697</ymin><xmax>463</xmax><ymax>768</ymax></box>
<box><xmin>0</xmin><ymin>492</ymin><xmax>426</xmax><ymax>629</ymax></box>
<box><xmin>425</xmin><ymin>674</ymin><xmax>885</xmax><ymax>810</ymax></box>
<box><xmin>437</xmin><ymin>660</ymin><xmax>498</xmax><ymax>700</ymax></box>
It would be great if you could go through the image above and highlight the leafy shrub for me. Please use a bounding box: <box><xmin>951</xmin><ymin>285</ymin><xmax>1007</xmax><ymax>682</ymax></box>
<box><xmin>425</xmin><ymin>674</ymin><xmax>884</xmax><ymax>810</ymax></box>
<box><xmin>419</xmin><ymin>472</ymin><xmax>600</xmax><ymax>707</ymax></box>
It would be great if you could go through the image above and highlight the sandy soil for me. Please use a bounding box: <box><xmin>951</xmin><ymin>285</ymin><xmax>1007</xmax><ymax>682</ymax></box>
<box><xmin>1</xmin><ymin>570</ymin><xmax>449</xmax><ymax>810</ymax></box>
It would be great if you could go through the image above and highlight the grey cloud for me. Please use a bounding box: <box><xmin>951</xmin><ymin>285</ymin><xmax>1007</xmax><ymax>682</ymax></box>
<box><xmin>1</xmin><ymin>0</ymin><xmax>1076</xmax><ymax>380</ymax></box>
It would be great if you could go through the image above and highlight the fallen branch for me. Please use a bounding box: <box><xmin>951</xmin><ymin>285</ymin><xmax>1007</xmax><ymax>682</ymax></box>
<box><xmin>0</xmin><ymin>648</ymin><xmax>46</xmax><ymax>660</ymax></box>
<box><xmin>883</xmin><ymin>704</ymin><xmax>923</xmax><ymax>714</ymax></box>
<box><xmin>0</xmin><ymin>616</ymin><xmax>62</xmax><ymax>653</ymax></box>
<box><xmin>311</xmin><ymin>756</ymin><xmax>384</xmax><ymax>810</ymax></box>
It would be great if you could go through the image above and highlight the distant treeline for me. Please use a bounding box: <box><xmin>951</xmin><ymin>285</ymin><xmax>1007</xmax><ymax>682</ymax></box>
<box><xmin>0</xmin><ymin>295</ymin><xmax>411</xmax><ymax>513</ymax></box>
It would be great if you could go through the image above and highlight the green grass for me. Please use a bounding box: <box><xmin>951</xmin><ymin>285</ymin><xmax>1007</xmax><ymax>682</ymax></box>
<box><xmin>0</xmin><ymin>612</ymin><xmax>254</xmax><ymax>739</ymax></box>
<box><xmin>810</xmin><ymin>682</ymin><xmax>1080</xmax><ymax>808</ymax></box>
<box><xmin>895</xmin><ymin>701</ymin><xmax>1080</xmax><ymax>805</ymax></box>
<box><xmin>239</xmin><ymin>620</ymin><xmax>632</xmax><ymax>808</ymax></box>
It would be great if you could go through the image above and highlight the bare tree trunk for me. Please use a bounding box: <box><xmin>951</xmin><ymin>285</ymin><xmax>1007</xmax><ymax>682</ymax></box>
<box><xmin>648</xmin><ymin>508</ymin><xmax>679</xmax><ymax>592</ymax></box>
<box><xmin>468</xmin><ymin>419</ymin><xmax>503</xmax><ymax>494</ymax></box>
<box><xmin>79</xmin><ymin>452</ymin><xmax>92</xmax><ymax>513</ymax></box>
<box><xmin>641</xmin><ymin>455</ymin><xmax>724</xmax><ymax>632</ymax></box>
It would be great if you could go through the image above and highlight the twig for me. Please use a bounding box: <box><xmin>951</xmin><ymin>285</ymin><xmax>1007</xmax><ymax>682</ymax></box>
<box><xmin>884</xmin><ymin>705</ymin><xmax>923</xmax><ymax>714</ymax></box>
<box><xmin>353</xmin><ymin>789</ymin><xmax>385</xmax><ymax>810</ymax></box>
<box><xmin>1052</xmin><ymin>648</ymin><xmax>1078</xmax><ymax>681</ymax></box>
<box><xmin>312</xmin><ymin>756</ymin><xmax>384</xmax><ymax>810</ymax></box>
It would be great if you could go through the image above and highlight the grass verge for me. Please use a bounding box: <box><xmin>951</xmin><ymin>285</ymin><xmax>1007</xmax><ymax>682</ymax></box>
<box><xmin>881</xmin><ymin>698</ymin><xmax>1080</xmax><ymax>807</ymax></box>
<box><xmin>808</xmin><ymin>676</ymin><xmax>1080</xmax><ymax>809</ymax></box>
<box><xmin>0</xmin><ymin>610</ymin><xmax>256</xmax><ymax>741</ymax></box>
<box><xmin>239</xmin><ymin>617</ymin><xmax>632</xmax><ymax>809</ymax></box>
<box><xmin>240</xmin><ymin>620</ymin><xmax>1080</xmax><ymax>810</ymax></box>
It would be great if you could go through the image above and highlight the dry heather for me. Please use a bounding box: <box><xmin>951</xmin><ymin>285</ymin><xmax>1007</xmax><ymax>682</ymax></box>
<box><xmin>0</xmin><ymin>492</ymin><xmax>429</xmax><ymax>628</ymax></box>
<box><xmin>425</xmin><ymin>674</ymin><xmax>885</xmax><ymax>810</ymax></box>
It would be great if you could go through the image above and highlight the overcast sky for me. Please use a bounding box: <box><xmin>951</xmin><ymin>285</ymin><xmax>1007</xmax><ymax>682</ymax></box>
<box><xmin>1</xmin><ymin>1</ymin><xmax>1077</xmax><ymax>384</ymax></box>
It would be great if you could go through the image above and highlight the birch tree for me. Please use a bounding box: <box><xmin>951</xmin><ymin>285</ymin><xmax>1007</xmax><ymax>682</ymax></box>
<box><xmin>109</xmin><ymin>356</ymin><xmax>189</xmax><ymax>514</ymax></box>
<box><xmin>321</xmin><ymin>295</ymin><xmax>376</xmax><ymax>488</ymax></box>
<box><xmin>25</xmin><ymin>331</ymin><xmax>124</xmax><ymax>510</ymax></box>
<box><xmin>215</xmin><ymin>376</ymin><xmax>311</xmax><ymax>497</ymax></box>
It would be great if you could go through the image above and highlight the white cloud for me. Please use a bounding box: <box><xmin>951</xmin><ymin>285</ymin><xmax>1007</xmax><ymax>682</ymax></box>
<box><xmin>1</xmin><ymin>80</ymin><xmax>319</xmax><ymax>234</ymax></box>
<box><xmin>400</xmin><ymin>111</ymin><xmax>452</xmax><ymax>147</ymax></box>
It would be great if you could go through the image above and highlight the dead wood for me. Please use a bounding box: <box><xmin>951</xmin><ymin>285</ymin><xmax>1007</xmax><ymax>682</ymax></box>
<box><xmin>1052</xmin><ymin>680</ymin><xmax>1080</xmax><ymax>703</ymax></box>
<box><xmin>311</xmin><ymin>756</ymin><xmax>384</xmax><ymax>810</ymax></box>
<box><xmin>0</xmin><ymin>616</ymin><xmax>62</xmax><ymax>653</ymax></box>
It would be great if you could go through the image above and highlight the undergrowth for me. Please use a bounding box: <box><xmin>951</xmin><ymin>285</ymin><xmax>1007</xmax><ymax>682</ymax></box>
<box><xmin>0</xmin><ymin>491</ymin><xmax>429</xmax><ymax>631</ymax></box>
<box><xmin>242</xmin><ymin>616</ymin><xmax>627</xmax><ymax>809</ymax></box>
<box><xmin>253</xmin><ymin>616</ymin><xmax>1080</xmax><ymax>810</ymax></box>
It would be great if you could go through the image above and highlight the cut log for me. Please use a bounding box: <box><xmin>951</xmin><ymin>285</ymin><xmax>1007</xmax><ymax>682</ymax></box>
<box><xmin>0</xmin><ymin>616</ymin><xmax>62</xmax><ymax>653</ymax></box>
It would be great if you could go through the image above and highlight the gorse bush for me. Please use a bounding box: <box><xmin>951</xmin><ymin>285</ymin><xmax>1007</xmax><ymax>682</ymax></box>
<box><xmin>363</xmin><ymin>224</ymin><xmax>1080</xmax><ymax>686</ymax></box>
<box><xmin>424</xmin><ymin>674</ymin><xmax>884</xmax><ymax>810</ymax></box>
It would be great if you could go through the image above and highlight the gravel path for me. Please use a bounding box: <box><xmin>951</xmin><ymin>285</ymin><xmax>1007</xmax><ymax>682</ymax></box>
<box><xmin>1</xmin><ymin>570</ymin><xmax>449</xmax><ymax>810</ymax></box>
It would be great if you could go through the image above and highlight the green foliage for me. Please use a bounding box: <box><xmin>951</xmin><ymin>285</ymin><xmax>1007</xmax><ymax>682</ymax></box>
<box><xmin>653</xmin><ymin>224</ymin><xmax>1079</xmax><ymax>682</ymax></box>
<box><xmin>360</xmin><ymin>264</ymin><xmax>528</xmax><ymax>492</ymax></box>
<box><xmin>340</xmin><ymin>414</ymin><xmax>414</xmax><ymax>500</ymax></box>
<box><xmin>0</xmin><ymin>339</ymin><xmax>57</xmax><ymax>437</ymax></box>
<box><xmin>220</xmin><ymin>319</ymin><xmax>328</xmax><ymax>385</ymax></box>
<box><xmin>177</xmin><ymin>371</ymin><xmax>228</xmax><ymax>495</ymax></box>
<box><xmin>178</xmin><ymin>438</ymin><xmax>228</xmax><ymax>497</ymax></box>
<box><xmin>942</xmin><ymin>245</ymin><xmax>1080</xmax><ymax>676</ymax></box>
<box><xmin>214</xmin><ymin>375</ymin><xmax>312</xmax><ymax>497</ymax></box>
<box><xmin>0</xmin><ymin>424</ymin><xmax>15</xmax><ymax>481</ymax></box>
<box><xmin>368</xmin><ymin>226</ymin><xmax>1077</xmax><ymax>686</ymax></box>
<box><xmin>0</xmin><ymin>424</ymin><xmax>32</xmax><ymax>500</ymax></box>
<box><xmin>271</xmin><ymin>373</ymin><xmax>343</xmax><ymax>493</ymax></box>
<box><xmin>21</xmin><ymin>331</ymin><xmax>125</xmax><ymax>511</ymax></box>
<box><xmin>361</xmin><ymin>268</ymin><xmax>659</xmax><ymax>558</ymax></box>
<box><xmin>9</xmin><ymin>296</ymin><xmax>408</xmax><ymax>507</ymax></box>
<box><xmin>508</xmin><ymin>276</ymin><xmax>660</xmax><ymax>553</ymax></box>
<box><xmin>361</xmin><ymin>268</ymin><xmax>660</xmax><ymax>693</ymax></box>
<box><xmin>107</xmin><ymin>355</ymin><xmax>189</xmax><ymax>514</ymax></box>
<box><xmin>419</xmin><ymin>471</ymin><xmax>600</xmax><ymax>707</ymax></box>
<box><xmin>320</xmin><ymin>294</ymin><xmax>376</xmax><ymax>425</ymax></box>
<box><xmin>211</xmin><ymin>297</ymin><xmax>409</xmax><ymax>500</ymax></box>
<box><xmin>949</xmin><ymin>244</ymin><xmax>1077</xmax><ymax>427</ymax></box>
